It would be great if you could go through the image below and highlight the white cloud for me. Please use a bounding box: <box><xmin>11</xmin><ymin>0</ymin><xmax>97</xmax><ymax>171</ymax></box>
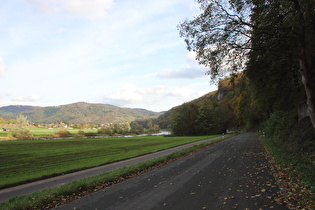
<box><xmin>109</xmin><ymin>84</ymin><xmax>146</xmax><ymax>104</ymax></box>
<box><xmin>171</xmin><ymin>87</ymin><xmax>208</xmax><ymax>101</ymax></box>
<box><xmin>0</xmin><ymin>57</ymin><xmax>6</xmax><ymax>77</ymax></box>
<box><xmin>12</xmin><ymin>95</ymin><xmax>41</xmax><ymax>103</ymax></box>
<box><xmin>157</xmin><ymin>52</ymin><xmax>208</xmax><ymax>79</ymax></box>
<box><xmin>157</xmin><ymin>66</ymin><xmax>205</xmax><ymax>79</ymax></box>
<box><xmin>103</xmin><ymin>84</ymin><xmax>210</xmax><ymax>110</ymax></box>
<box><xmin>26</xmin><ymin>0</ymin><xmax>114</xmax><ymax>19</ymax></box>
<box><xmin>103</xmin><ymin>84</ymin><xmax>167</xmax><ymax>106</ymax></box>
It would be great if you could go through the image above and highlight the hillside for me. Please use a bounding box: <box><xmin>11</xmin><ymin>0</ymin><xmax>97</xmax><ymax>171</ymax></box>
<box><xmin>0</xmin><ymin>105</ymin><xmax>41</xmax><ymax>114</ymax></box>
<box><xmin>0</xmin><ymin>102</ymin><xmax>160</xmax><ymax>124</ymax></box>
<box><xmin>154</xmin><ymin>76</ymin><xmax>241</xmax><ymax>130</ymax></box>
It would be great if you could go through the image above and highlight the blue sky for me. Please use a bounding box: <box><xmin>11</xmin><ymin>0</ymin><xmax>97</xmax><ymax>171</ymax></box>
<box><xmin>0</xmin><ymin>0</ymin><xmax>217</xmax><ymax>112</ymax></box>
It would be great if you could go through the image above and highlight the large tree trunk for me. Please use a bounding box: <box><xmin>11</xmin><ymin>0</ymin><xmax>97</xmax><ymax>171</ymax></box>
<box><xmin>299</xmin><ymin>58</ymin><xmax>315</xmax><ymax>130</ymax></box>
<box><xmin>293</xmin><ymin>0</ymin><xmax>315</xmax><ymax>130</ymax></box>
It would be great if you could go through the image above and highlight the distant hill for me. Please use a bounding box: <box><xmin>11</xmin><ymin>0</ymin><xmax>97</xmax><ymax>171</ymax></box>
<box><xmin>0</xmin><ymin>102</ymin><xmax>160</xmax><ymax>124</ymax></box>
<box><xmin>0</xmin><ymin>105</ymin><xmax>41</xmax><ymax>114</ymax></box>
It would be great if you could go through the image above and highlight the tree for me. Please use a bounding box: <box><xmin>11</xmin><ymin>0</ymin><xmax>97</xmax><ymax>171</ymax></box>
<box><xmin>130</xmin><ymin>122</ymin><xmax>144</xmax><ymax>134</ymax></box>
<box><xmin>111</xmin><ymin>123</ymin><xmax>130</xmax><ymax>134</ymax></box>
<box><xmin>170</xmin><ymin>103</ymin><xmax>199</xmax><ymax>136</ymax></box>
<box><xmin>149</xmin><ymin>124</ymin><xmax>161</xmax><ymax>133</ymax></box>
<box><xmin>98</xmin><ymin>127</ymin><xmax>113</xmax><ymax>136</ymax></box>
<box><xmin>246</xmin><ymin>3</ymin><xmax>304</xmax><ymax>116</ymax></box>
<box><xmin>196</xmin><ymin>100</ymin><xmax>231</xmax><ymax>134</ymax></box>
<box><xmin>248</xmin><ymin>0</ymin><xmax>314</xmax><ymax>118</ymax></box>
<box><xmin>179</xmin><ymin>0</ymin><xmax>315</xmax><ymax>129</ymax></box>
<box><xmin>287</xmin><ymin>0</ymin><xmax>315</xmax><ymax>129</ymax></box>
<box><xmin>12</xmin><ymin>115</ymin><xmax>33</xmax><ymax>140</ymax></box>
<box><xmin>120</xmin><ymin>122</ymin><xmax>131</xmax><ymax>134</ymax></box>
<box><xmin>16</xmin><ymin>114</ymin><xmax>30</xmax><ymax>128</ymax></box>
<box><xmin>179</xmin><ymin>0</ymin><xmax>252</xmax><ymax>80</ymax></box>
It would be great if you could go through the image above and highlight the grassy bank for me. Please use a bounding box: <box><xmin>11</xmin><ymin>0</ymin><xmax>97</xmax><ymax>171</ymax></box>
<box><xmin>0</xmin><ymin>135</ymin><xmax>218</xmax><ymax>189</ymax></box>
<box><xmin>260</xmin><ymin>120</ymin><xmax>315</xmax><ymax>209</ymax></box>
<box><xmin>0</xmin><ymin>135</ymin><xmax>231</xmax><ymax>210</ymax></box>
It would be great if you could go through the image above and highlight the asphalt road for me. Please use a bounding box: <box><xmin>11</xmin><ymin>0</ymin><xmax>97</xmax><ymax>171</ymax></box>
<box><xmin>56</xmin><ymin>133</ymin><xmax>287</xmax><ymax>210</ymax></box>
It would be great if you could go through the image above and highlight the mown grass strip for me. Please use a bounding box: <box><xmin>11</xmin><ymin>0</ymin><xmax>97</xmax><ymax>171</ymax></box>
<box><xmin>0</xmin><ymin>135</ymin><xmax>235</xmax><ymax>210</ymax></box>
<box><xmin>0</xmin><ymin>135</ymin><xmax>218</xmax><ymax>189</ymax></box>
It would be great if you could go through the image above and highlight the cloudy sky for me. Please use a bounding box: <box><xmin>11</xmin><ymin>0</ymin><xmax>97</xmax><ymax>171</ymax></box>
<box><xmin>0</xmin><ymin>0</ymin><xmax>217</xmax><ymax>112</ymax></box>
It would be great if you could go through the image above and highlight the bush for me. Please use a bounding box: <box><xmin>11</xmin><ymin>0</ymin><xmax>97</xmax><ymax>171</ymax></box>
<box><xmin>98</xmin><ymin>127</ymin><xmax>113</xmax><ymax>136</ymax></box>
<box><xmin>84</xmin><ymin>132</ymin><xmax>97</xmax><ymax>137</ymax></box>
<box><xmin>77</xmin><ymin>130</ymin><xmax>85</xmax><ymax>136</ymax></box>
<box><xmin>12</xmin><ymin>128</ymin><xmax>34</xmax><ymax>140</ymax></box>
<box><xmin>74</xmin><ymin>130</ymin><xmax>85</xmax><ymax>137</ymax></box>
<box><xmin>261</xmin><ymin>111</ymin><xmax>295</xmax><ymax>137</ymax></box>
<box><xmin>54</xmin><ymin>129</ymin><xmax>71</xmax><ymax>138</ymax></box>
<box><xmin>279</xmin><ymin>117</ymin><xmax>315</xmax><ymax>153</ymax></box>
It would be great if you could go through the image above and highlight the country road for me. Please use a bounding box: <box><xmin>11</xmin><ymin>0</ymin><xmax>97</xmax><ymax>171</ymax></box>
<box><xmin>56</xmin><ymin>133</ymin><xmax>287</xmax><ymax>210</ymax></box>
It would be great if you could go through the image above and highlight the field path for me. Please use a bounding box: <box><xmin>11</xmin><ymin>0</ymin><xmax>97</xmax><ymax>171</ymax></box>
<box><xmin>56</xmin><ymin>133</ymin><xmax>287</xmax><ymax>210</ymax></box>
<box><xmin>0</xmin><ymin>135</ymin><xmax>224</xmax><ymax>202</ymax></box>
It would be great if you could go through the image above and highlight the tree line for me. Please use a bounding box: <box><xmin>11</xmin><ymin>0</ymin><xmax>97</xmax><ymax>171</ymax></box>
<box><xmin>2</xmin><ymin>114</ymin><xmax>161</xmax><ymax>140</ymax></box>
<box><xmin>170</xmin><ymin>100</ymin><xmax>231</xmax><ymax>136</ymax></box>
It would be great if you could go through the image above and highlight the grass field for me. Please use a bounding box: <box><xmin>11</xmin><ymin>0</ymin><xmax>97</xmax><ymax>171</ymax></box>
<box><xmin>29</xmin><ymin>127</ymin><xmax>98</xmax><ymax>136</ymax></box>
<box><xmin>0</xmin><ymin>135</ymin><xmax>218</xmax><ymax>189</ymax></box>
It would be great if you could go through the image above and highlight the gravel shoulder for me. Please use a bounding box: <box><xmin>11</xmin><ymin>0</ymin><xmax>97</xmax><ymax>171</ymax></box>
<box><xmin>56</xmin><ymin>133</ymin><xmax>287</xmax><ymax>210</ymax></box>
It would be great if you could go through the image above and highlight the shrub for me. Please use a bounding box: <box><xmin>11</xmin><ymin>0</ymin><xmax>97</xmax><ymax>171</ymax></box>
<box><xmin>74</xmin><ymin>130</ymin><xmax>85</xmax><ymax>137</ymax></box>
<box><xmin>98</xmin><ymin>127</ymin><xmax>113</xmax><ymax>136</ymax></box>
<box><xmin>261</xmin><ymin>111</ymin><xmax>294</xmax><ymax>137</ymax></box>
<box><xmin>77</xmin><ymin>130</ymin><xmax>85</xmax><ymax>136</ymax></box>
<box><xmin>12</xmin><ymin>128</ymin><xmax>34</xmax><ymax>140</ymax></box>
<box><xmin>54</xmin><ymin>129</ymin><xmax>71</xmax><ymax>138</ymax></box>
<box><xmin>84</xmin><ymin>132</ymin><xmax>97</xmax><ymax>137</ymax></box>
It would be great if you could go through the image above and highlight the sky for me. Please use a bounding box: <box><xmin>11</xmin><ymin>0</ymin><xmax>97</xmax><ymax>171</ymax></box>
<box><xmin>0</xmin><ymin>0</ymin><xmax>217</xmax><ymax>112</ymax></box>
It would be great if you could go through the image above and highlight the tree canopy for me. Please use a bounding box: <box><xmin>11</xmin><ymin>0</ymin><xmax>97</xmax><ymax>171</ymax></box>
<box><xmin>179</xmin><ymin>0</ymin><xmax>315</xmax><ymax>129</ymax></box>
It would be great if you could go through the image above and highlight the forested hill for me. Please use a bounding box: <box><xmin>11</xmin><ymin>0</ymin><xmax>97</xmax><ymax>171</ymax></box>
<box><xmin>154</xmin><ymin>75</ymin><xmax>244</xmax><ymax>133</ymax></box>
<box><xmin>0</xmin><ymin>102</ymin><xmax>160</xmax><ymax>124</ymax></box>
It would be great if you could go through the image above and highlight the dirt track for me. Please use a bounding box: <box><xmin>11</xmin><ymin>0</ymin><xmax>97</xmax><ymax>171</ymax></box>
<box><xmin>56</xmin><ymin>133</ymin><xmax>287</xmax><ymax>210</ymax></box>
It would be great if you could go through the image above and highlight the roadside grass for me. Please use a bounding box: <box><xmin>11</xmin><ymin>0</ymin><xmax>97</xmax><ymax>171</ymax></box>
<box><xmin>0</xmin><ymin>135</ymin><xmax>219</xmax><ymax>189</ymax></box>
<box><xmin>0</xmin><ymin>135</ymin><xmax>232</xmax><ymax>210</ymax></box>
<box><xmin>261</xmin><ymin>136</ymin><xmax>315</xmax><ymax>207</ymax></box>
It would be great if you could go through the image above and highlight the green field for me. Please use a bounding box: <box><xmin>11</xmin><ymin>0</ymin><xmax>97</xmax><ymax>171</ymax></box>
<box><xmin>0</xmin><ymin>135</ymin><xmax>217</xmax><ymax>189</ymax></box>
<box><xmin>29</xmin><ymin>127</ymin><xmax>98</xmax><ymax>136</ymax></box>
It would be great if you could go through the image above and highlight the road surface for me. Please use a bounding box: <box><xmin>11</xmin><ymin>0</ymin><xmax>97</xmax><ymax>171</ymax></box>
<box><xmin>56</xmin><ymin>133</ymin><xmax>287</xmax><ymax>210</ymax></box>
